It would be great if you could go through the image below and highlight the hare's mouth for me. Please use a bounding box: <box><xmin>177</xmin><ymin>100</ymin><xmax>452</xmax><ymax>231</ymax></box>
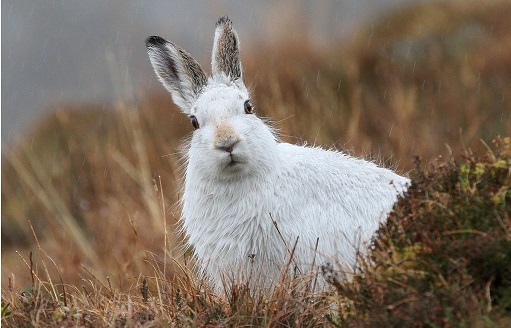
<box><xmin>227</xmin><ymin>157</ymin><xmax>240</xmax><ymax>166</ymax></box>
<box><xmin>225</xmin><ymin>154</ymin><xmax>244</xmax><ymax>168</ymax></box>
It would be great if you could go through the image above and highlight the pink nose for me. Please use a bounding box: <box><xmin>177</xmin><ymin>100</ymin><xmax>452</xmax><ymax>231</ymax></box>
<box><xmin>225</xmin><ymin>145</ymin><xmax>234</xmax><ymax>153</ymax></box>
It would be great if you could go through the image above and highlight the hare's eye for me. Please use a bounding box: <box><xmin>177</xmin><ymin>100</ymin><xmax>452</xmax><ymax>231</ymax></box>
<box><xmin>244</xmin><ymin>100</ymin><xmax>254</xmax><ymax>114</ymax></box>
<box><xmin>189</xmin><ymin>115</ymin><xmax>200</xmax><ymax>129</ymax></box>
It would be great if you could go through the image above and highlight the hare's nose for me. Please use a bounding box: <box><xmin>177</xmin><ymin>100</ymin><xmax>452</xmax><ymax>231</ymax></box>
<box><xmin>215</xmin><ymin>140</ymin><xmax>239</xmax><ymax>153</ymax></box>
<box><xmin>225</xmin><ymin>145</ymin><xmax>234</xmax><ymax>153</ymax></box>
<box><xmin>214</xmin><ymin>124</ymin><xmax>240</xmax><ymax>152</ymax></box>
<box><xmin>220</xmin><ymin>141</ymin><xmax>237</xmax><ymax>153</ymax></box>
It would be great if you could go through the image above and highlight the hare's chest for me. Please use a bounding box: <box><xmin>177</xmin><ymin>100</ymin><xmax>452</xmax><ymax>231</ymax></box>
<box><xmin>181</xmin><ymin>181</ymin><xmax>280</xmax><ymax>252</ymax></box>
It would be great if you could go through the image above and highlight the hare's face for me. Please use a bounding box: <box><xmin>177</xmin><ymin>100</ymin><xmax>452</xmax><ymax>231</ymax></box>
<box><xmin>187</xmin><ymin>84</ymin><xmax>276</xmax><ymax>179</ymax></box>
<box><xmin>146</xmin><ymin>17</ymin><xmax>278</xmax><ymax>179</ymax></box>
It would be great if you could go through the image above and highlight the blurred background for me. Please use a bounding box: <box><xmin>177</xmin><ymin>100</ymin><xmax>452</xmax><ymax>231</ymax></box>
<box><xmin>2</xmin><ymin>0</ymin><xmax>511</xmax><ymax>289</ymax></box>
<box><xmin>2</xmin><ymin>0</ymin><xmax>423</xmax><ymax>144</ymax></box>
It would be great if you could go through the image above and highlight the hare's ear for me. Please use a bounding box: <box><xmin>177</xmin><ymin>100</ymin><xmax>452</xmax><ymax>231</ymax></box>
<box><xmin>146</xmin><ymin>36</ymin><xmax>207</xmax><ymax>114</ymax></box>
<box><xmin>212</xmin><ymin>16</ymin><xmax>242</xmax><ymax>82</ymax></box>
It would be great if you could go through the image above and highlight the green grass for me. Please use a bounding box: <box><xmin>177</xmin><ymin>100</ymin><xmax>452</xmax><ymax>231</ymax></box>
<box><xmin>2</xmin><ymin>1</ymin><xmax>511</xmax><ymax>326</ymax></box>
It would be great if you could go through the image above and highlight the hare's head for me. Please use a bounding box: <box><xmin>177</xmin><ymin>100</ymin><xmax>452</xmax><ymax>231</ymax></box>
<box><xmin>146</xmin><ymin>17</ymin><xmax>277</xmax><ymax>181</ymax></box>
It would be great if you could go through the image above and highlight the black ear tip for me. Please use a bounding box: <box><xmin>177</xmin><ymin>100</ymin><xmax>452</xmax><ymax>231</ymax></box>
<box><xmin>146</xmin><ymin>36</ymin><xmax>167</xmax><ymax>48</ymax></box>
<box><xmin>216</xmin><ymin>16</ymin><xmax>232</xmax><ymax>27</ymax></box>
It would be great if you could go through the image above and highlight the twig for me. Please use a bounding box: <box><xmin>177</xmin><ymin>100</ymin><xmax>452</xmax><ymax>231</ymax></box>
<box><xmin>29</xmin><ymin>221</ymin><xmax>60</xmax><ymax>303</ymax></box>
<box><xmin>140</xmin><ymin>277</ymin><xmax>149</xmax><ymax>303</ymax></box>
<box><xmin>159</xmin><ymin>175</ymin><xmax>168</xmax><ymax>280</ymax></box>
<box><xmin>270</xmin><ymin>213</ymin><xmax>302</xmax><ymax>274</ymax></box>
<box><xmin>81</xmin><ymin>265</ymin><xmax>110</xmax><ymax>292</ymax></box>
<box><xmin>310</xmin><ymin>237</ymin><xmax>320</xmax><ymax>293</ymax></box>
<box><xmin>15</xmin><ymin>251</ymin><xmax>51</xmax><ymax>295</ymax></box>
<box><xmin>29</xmin><ymin>251</ymin><xmax>35</xmax><ymax>290</ymax></box>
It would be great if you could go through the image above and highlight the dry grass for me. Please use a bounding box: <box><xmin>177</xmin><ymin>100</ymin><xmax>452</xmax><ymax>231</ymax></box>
<box><xmin>2</xmin><ymin>1</ymin><xmax>511</xmax><ymax>326</ymax></box>
<box><xmin>1</xmin><ymin>247</ymin><xmax>338</xmax><ymax>326</ymax></box>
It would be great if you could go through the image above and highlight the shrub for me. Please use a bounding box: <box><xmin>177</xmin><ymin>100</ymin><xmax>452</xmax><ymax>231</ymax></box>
<box><xmin>335</xmin><ymin>137</ymin><xmax>511</xmax><ymax>327</ymax></box>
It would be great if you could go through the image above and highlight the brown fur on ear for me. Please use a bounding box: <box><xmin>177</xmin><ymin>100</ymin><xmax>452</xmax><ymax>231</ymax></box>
<box><xmin>212</xmin><ymin>16</ymin><xmax>242</xmax><ymax>81</ymax></box>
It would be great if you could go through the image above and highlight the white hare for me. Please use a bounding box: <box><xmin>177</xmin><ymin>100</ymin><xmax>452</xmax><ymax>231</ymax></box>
<box><xmin>146</xmin><ymin>16</ymin><xmax>410</xmax><ymax>289</ymax></box>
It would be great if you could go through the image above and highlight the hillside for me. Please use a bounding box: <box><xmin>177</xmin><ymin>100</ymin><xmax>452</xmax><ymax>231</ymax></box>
<box><xmin>2</xmin><ymin>1</ymin><xmax>511</xmax><ymax>326</ymax></box>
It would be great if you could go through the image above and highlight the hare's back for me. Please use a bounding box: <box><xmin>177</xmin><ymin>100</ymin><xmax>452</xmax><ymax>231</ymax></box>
<box><xmin>275</xmin><ymin>142</ymin><xmax>408</xmax><ymax>197</ymax></box>
<box><xmin>272</xmin><ymin>143</ymin><xmax>408</xmax><ymax>261</ymax></box>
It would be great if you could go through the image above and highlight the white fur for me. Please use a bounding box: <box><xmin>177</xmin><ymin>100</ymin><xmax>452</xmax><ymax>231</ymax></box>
<box><xmin>146</xmin><ymin>17</ymin><xmax>410</xmax><ymax>290</ymax></box>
